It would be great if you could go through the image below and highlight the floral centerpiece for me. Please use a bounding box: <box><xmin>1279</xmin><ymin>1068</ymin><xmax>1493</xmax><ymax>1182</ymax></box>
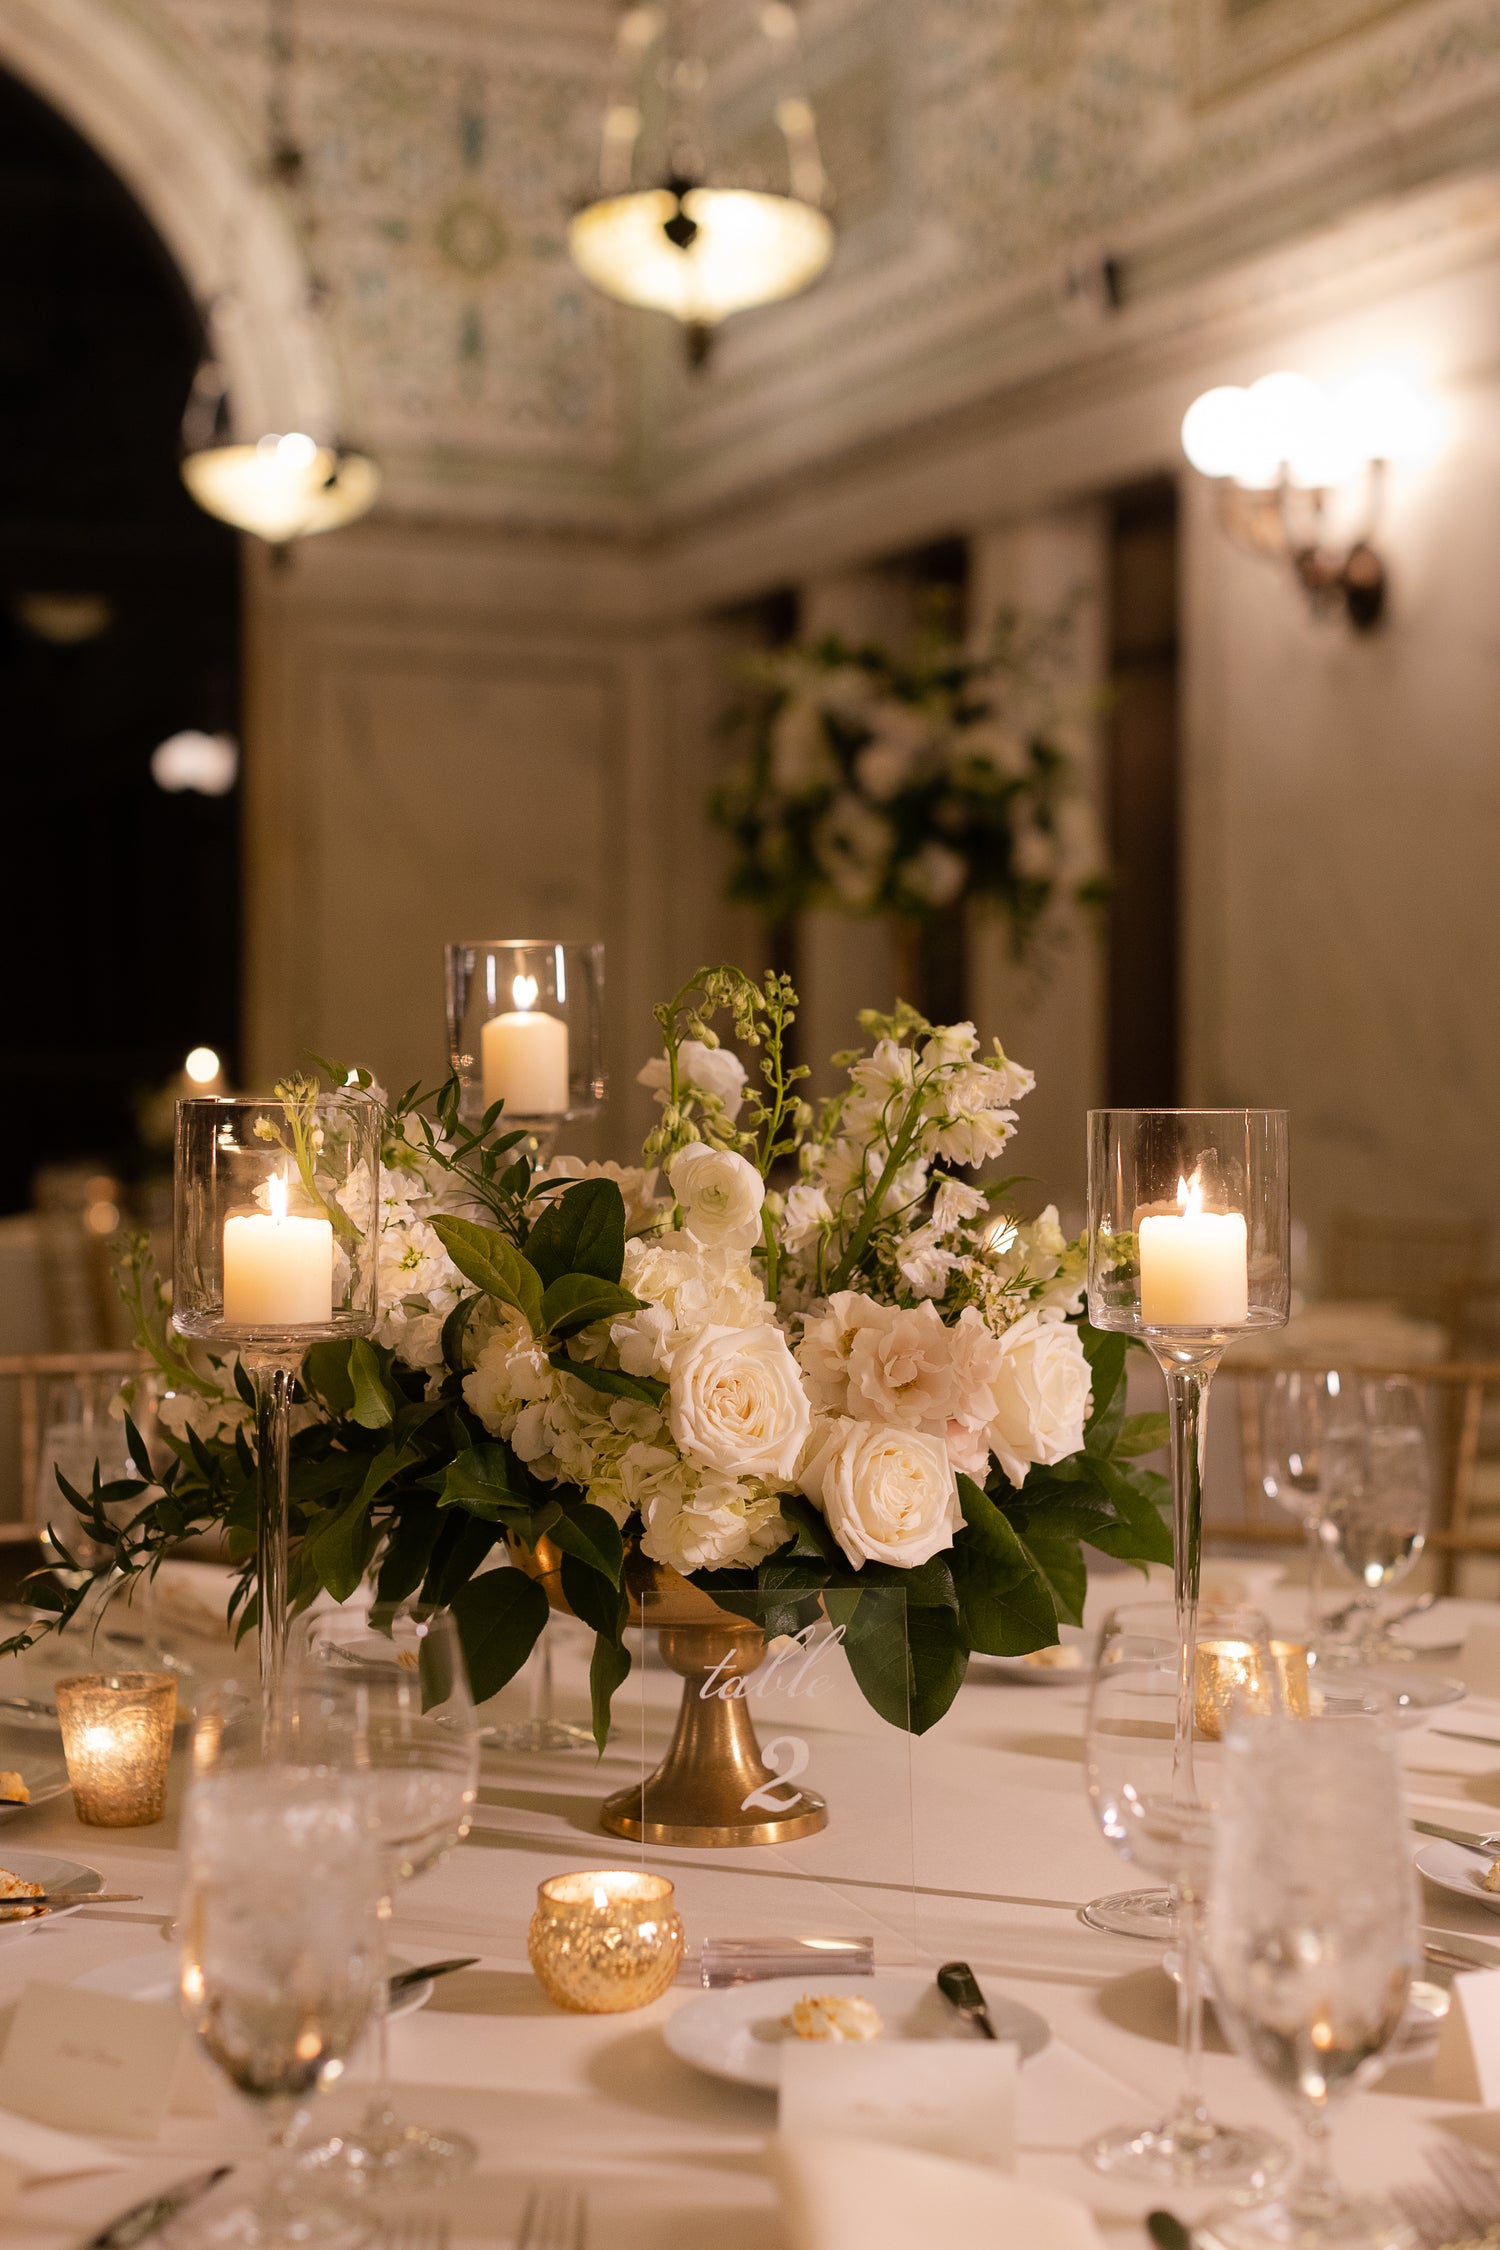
<box><xmin>29</xmin><ymin>968</ymin><xmax>1168</xmax><ymax>1742</ymax></box>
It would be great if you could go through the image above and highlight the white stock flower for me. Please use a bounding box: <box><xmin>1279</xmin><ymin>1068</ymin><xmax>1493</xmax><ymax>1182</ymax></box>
<box><xmin>667</xmin><ymin>1322</ymin><xmax>812</xmax><ymax>1483</ymax></box>
<box><xmin>933</xmin><ymin>1176</ymin><xmax>989</xmax><ymax>1234</ymax></box>
<box><xmin>986</xmin><ymin>1313</ymin><xmax>1092</xmax><ymax>1489</ymax></box>
<box><xmin>638</xmin><ymin>1039</ymin><xmax>748</xmax><ymax>1121</ymax></box>
<box><xmin>802</xmin><ymin>1417</ymin><xmax>961</xmax><ymax>1570</ymax></box>
<box><xmin>923</xmin><ymin>1022</ymin><xmax>980</xmax><ymax>1069</ymax></box>
<box><xmin>669</xmin><ymin>1143</ymin><xmax>766</xmax><ymax>1255</ymax></box>
<box><xmin>894</xmin><ymin>1225</ymin><xmax>958</xmax><ymax>1300</ymax></box>
<box><xmin>780</xmin><ymin>1181</ymin><xmax>833</xmax><ymax>1256</ymax></box>
<box><xmin>847</xmin><ymin>1299</ymin><xmax>958</xmax><ymax>1430</ymax></box>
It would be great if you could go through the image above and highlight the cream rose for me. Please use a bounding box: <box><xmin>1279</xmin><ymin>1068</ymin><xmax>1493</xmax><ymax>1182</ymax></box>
<box><xmin>668</xmin><ymin>1143</ymin><xmax>766</xmax><ymax>1254</ymax></box>
<box><xmin>986</xmin><ymin>1313</ymin><xmax>1092</xmax><ymax>1488</ymax></box>
<box><xmin>847</xmin><ymin>1299</ymin><xmax>958</xmax><ymax>1430</ymax></box>
<box><xmin>667</xmin><ymin>1321</ymin><xmax>811</xmax><ymax>1482</ymax></box>
<box><xmin>802</xmin><ymin>1416</ymin><xmax>961</xmax><ymax>1570</ymax></box>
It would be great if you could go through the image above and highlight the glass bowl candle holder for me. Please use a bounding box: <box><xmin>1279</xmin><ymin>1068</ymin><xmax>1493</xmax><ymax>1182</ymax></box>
<box><xmin>445</xmin><ymin>941</ymin><xmax>605</xmax><ymax>1147</ymax></box>
<box><xmin>527</xmin><ymin>1871</ymin><xmax>684</xmax><ymax>2013</ymax></box>
<box><xmin>174</xmin><ymin>1088</ymin><xmax>381</xmax><ymax>1716</ymax></box>
<box><xmin>56</xmin><ymin>1670</ymin><xmax>177</xmax><ymax>1826</ymax></box>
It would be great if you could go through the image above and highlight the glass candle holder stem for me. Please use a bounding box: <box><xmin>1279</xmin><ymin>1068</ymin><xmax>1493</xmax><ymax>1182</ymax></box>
<box><xmin>245</xmin><ymin>1346</ymin><xmax>301</xmax><ymax>1726</ymax></box>
<box><xmin>1153</xmin><ymin>1339</ymin><xmax>1227</xmax><ymax>1797</ymax></box>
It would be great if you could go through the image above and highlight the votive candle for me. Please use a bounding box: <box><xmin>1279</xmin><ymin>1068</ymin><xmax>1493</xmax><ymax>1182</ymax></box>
<box><xmin>528</xmin><ymin>1870</ymin><xmax>684</xmax><ymax>2013</ymax></box>
<box><xmin>482</xmin><ymin>977</ymin><xmax>569</xmax><ymax>1116</ymax></box>
<box><xmin>1138</xmin><ymin>1170</ymin><xmax>1248</xmax><ymax>1328</ymax></box>
<box><xmin>222</xmin><ymin>1170</ymin><xmax>333</xmax><ymax>1326</ymax></box>
<box><xmin>56</xmin><ymin>1671</ymin><xmax>177</xmax><ymax>1826</ymax></box>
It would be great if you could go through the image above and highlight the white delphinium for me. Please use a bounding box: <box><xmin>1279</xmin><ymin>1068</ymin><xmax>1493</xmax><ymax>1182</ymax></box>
<box><xmin>638</xmin><ymin>1039</ymin><xmax>748</xmax><ymax>1125</ymax></box>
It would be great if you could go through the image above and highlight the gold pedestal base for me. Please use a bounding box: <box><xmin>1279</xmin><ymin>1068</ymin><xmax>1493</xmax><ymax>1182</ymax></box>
<box><xmin>600</xmin><ymin>1617</ymin><xmax>828</xmax><ymax>1849</ymax></box>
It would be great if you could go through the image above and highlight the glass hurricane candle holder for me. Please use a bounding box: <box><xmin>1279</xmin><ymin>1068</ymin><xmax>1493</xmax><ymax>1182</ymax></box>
<box><xmin>445</xmin><ymin>940</ymin><xmax>605</xmax><ymax>1149</ymax></box>
<box><xmin>1085</xmin><ymin>1110</ymin><xmax>1288</xmax><ymax>1939</ymax></box>
<box><xmin>527</xmin><ymin>1871</ymin><xmax>684</xmax><ymax>2014</ymax></box>
<box><xmin>174</xmin><ymin>1089</ymin><xmax>381</xmax><ymax>1717</ymax></box>
<box><xmin>56</xmin><ymin>1670</ymin><xmax>177</xmax><ymax>1826</ymax></box>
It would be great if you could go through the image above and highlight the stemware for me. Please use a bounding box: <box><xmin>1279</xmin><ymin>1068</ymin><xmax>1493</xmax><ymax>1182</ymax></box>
<box><xmin>1260</xmin><ymin>1368</ymin><xmax>1353</xmax><ymax>1644</ymax></box>
<box><xmin>288</xmin><ymin>1607</ymin><xmax>481</xmax><ymax>2185</ymax></box>
<box><xmin>1086</xmin><ymin>1110</ymin><xmax>1290</xmax><ymax>1938</ymax></box>
<box><xmin>1083</xmin><ymin>1598</ymin><xmax>1286</xmax><ymax>2187</ymax></box>
<box><xmin>1320</xmin><ymin>1378</ymin><xmax>1433</xmax><ymax>1665</ymax></box>
<box><xmin>1200</xmin><ymin>1701</ymin><xmax>1418</xmax><ymax>2248</ymax></box>
<box><xmin>176</xmin><ymin>1766</ymin><xmax>384</xmax><ymax>2250</ymax></box>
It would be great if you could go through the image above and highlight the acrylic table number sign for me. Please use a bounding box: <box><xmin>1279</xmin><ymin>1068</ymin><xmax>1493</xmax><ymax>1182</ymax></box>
<box><xmin>173</xmin><ymin>1088</ymin><xmax>381</xmax><ymax>1718</ymax></box>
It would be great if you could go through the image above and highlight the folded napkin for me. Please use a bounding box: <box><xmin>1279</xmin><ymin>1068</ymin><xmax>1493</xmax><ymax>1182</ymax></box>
<box><xmin>771</xmin><ymin>2135</ymin><xmax>1105</xmax><ymax>2250</ymax></box>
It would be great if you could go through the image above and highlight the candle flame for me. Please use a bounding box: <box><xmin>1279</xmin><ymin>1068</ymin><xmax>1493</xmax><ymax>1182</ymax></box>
<box><xmin>1176</xmin><ymin>1168</ymin><xmax>1205</xmax><ymax>1219</ymax></box>
<box><xmin>269</xmin><ymin>1168</ymin><xmax>289</xmax><ymax>1223</ymax></box>
<box><xmin>593</xmin><ymin>1884</ymin><xmax>610</xmax><ymax>1911</ymax></box>
<box><xmin>512</xmin><ymin>973</ymin><xmax>539</xmax><ymax>1011</ymax></box>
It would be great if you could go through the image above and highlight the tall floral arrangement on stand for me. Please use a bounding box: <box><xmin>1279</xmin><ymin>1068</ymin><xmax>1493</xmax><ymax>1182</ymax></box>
<box><xmin>710</xmin><ymin>618</ymin><xmax>1107</xmax><ymax>1017</ymax></box>
<box><xmin>19</xmin><ymin>969</ymin><xmax>1168</xmax><ymax>1741</ymax></box>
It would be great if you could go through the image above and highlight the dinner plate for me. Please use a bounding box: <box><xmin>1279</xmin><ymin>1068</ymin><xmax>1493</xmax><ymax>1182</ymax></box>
<box><xmin>664</xmin><ymin>1970</ymin><xmax>1051</xmax><ymax>2091</ymax></box>
<box><xmin>0</xmin><ymin>1852</ymin><xmax>103</xmax><ymax>1930</ymax></box>
<box><xmin>1414</xmin><ymin>1838</ymin><xmax>1500</xmax><ymax>1914</ymax></box>
<box><xmin>973</xmin><ymin>1627</ymin><xmax>1093</xmax><ymax>1687</ymax></box>
<box><xmin>0</xmin><ymin>1744</ymin><xmax>71</xmax><ymax>1820</ymax></box>
<box><xmin>74</xmin><ymin>1950</ymin><xmax>438</xmax><ymax>2022</ymax></box>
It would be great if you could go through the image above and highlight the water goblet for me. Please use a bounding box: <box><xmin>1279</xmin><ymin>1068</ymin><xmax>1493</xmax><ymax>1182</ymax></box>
<box><xmin>1083</xmin><ymin>1598</ymin><xmax>1287</xmax><ymax>2188</ymax></box>
<box><xmin>1260</xmin><ymin>1368</ymin><xmax>1353</xmax><ymax>1645</ymax></box>
<box><xmin>175</xmin><ymin>1768</ymin><xmax>384</xmax><ymax>2250</ymax></box>
<box><xmin>1198</xmin><ymin>1700</ymin><xmax>1417</xmax><ymax>2248</ymax></box>
<box><xmin>1321</xmin><ymin>1378</ymin><xmax>1432</xmax><ymax>1665</ymax></box>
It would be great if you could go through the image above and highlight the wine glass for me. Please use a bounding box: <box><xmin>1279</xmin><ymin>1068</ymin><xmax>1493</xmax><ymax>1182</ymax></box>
<box><xmin>288</xmin><ymin>1607</ymin><xmax>481</xmax><ymax>2185</ymax></box>
<box><xmin>1321</xmin><ymin>1379</ymin><xmax>1433</xmax><ymax>1663</ymax></box>
<box><xmin>1200</xmin><ymin>1700</ymin><xmax>1418</xmax><ymax>2248</ymax></box>
<box><xmin>1083</xmin><ymin>1598</ymin><xmax>1287</xmax><ymax>2187</ymax></box>
<box><xmin>1260</xmin><ymin>1369</ymin><xmax>1357</xmax><ymax>1645</ymax></box>
<box><xmin>177</xmin><ymin>1766</ymin><xmax>384</xmax><ymax>2250</ymax></box>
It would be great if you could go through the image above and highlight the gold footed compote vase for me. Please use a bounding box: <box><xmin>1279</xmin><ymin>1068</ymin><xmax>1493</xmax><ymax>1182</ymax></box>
<box><xmin>516</xmin><ymin>1539</ymin><xmax>827</xmax><ymax>1847</ymax></box>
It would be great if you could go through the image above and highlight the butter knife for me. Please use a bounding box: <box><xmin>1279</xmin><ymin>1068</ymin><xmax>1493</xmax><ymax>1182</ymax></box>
<box><xmin>936</xmin><ymin>1960</ymin><xmax>996</xmax><ymax>2039</ymax></box>
<box><xmin>1413</xmin><ymin>1819</ymin><xmax>1500</xmax><ymax>1855</ymax></box>
<box><xmin>388</xmin><ymin>1956</ymin><xmax>477</xmax><ymax>2000</ymax></box>
<box><xmin>1146</xmin><ymin>2213</ymin><xmax>1194</xmax><ymax>2250</ymax></box>
<box><xmin>83</xmin><ymin>2165</ymin><xmax>231</xmax><ymax>2249</ymax></box>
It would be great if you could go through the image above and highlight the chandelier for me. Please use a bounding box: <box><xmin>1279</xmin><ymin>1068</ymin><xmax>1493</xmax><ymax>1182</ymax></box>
<box><xmin>569</xmin><ymin>1</ymin><xmax>835</xmax><ymax>363</ymax></box>
<box><xmin>179</xmin><ymin>0</ymin><xmax>379</xmax><ymax>545</ymax></box>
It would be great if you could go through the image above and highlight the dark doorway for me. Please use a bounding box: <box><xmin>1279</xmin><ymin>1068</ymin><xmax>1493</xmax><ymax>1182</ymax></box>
<box><xmin>0</xmin><ymin>65</ymin><xmax>240</xmax><ymax>1208</ymax></box>
<box><xmin>1105</xmin><ymin>479</ymin><xmax>1180</xmax><ymax>1105</ymax></box>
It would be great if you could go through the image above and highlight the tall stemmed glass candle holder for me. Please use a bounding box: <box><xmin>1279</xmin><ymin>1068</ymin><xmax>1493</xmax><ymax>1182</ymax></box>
<box><xmin>1085</xmin><ymin>1109</ymin><xmax>1289</xmax><ymax>1937</ymax></box>
<box><xmin>173</xmin><ymin>1090</ymin><xmax>381</xmax><ymax>1717</ymax></box>
<box><xmin>444</xmin><ymin>940</ymin><xmax>605</xmax><ymax>1155</ymax></box>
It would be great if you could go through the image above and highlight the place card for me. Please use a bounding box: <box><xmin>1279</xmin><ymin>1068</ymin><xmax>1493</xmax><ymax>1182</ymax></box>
<box><xmin>0</xmin><ymin>1981</ymin><xmax>187</xmax><ymax>2141</ymax></box>
<box><xmin>1431</xmin><ymin>1968</ymin><xmax>1500</xmax><ymax>2103</ymax></box>
<box><xmin>779</xmin><ymin>2039</ymin><xmax>1017</xmax><ymax>2169</ymax></box>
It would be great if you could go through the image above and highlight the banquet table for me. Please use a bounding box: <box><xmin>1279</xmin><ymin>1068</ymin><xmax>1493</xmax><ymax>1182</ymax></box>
<box><xmin>8</xmin><ymin>1583</ymin><xmax>1500</xmax><ymax>2250</ymax></box>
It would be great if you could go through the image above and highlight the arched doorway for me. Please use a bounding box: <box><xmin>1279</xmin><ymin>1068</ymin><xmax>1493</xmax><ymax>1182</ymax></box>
<box><xmin>0</xmin><ymin>64</ymin><xmax>239</xmax><ymax>1200</ymax></box>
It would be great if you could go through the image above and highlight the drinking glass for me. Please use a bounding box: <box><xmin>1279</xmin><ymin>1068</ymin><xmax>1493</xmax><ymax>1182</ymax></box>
<box><xmin>1083</xmin><ymin>1598</ymin><xmax>1287</xmax><ymax>2187</ymax></box>
<box><xmin>443</xmin><ymin>938</ymin><xmax>606</xmax><ymax>1145</ymax></box>
<box><xmin>288</xmin><ymin>1607</ymin><xmax>481</xmax><ymax>2185</ymax></box>
<box><xmin>1200</xmin><ymin>1704</ymin><xmax>1418</xmax><ymax>2248</ymax></box>
<box><xmin>1260</xmin><ymin>1369</ymin><xmax>1357</xmax><ymax>1644</ymax></box>
<box><xmin>1321</xmin><ymin>1379</ymin><xmax>1433</xmax><ymax>1663</ymax></box>
<box><xmin>177</xmin><ymin>1767</ymin><xmax>384</xmax><ymax>2250</ymax></box>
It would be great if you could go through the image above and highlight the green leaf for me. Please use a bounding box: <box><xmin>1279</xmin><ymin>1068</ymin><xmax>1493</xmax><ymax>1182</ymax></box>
<box><xmin>547</xmin><ymin>1502</ymin><xmax>625</xmax><ymax>1588</ymax></box>
<box><xmin>441</xmin><ymin>1295</ymin><xmax>478</xmax><ymax>1377</ymax></box>
<box><xmin>448</xmin><ymin>1568</ymin><xmax>550</xmax><ymax>1704</ymax></box>
<box><xmin>431</xmin><ymin>1216</ymin><xmax>544</xmax><ymax>1333</ymax></box>
<box><xmin>421</xmin><ymin>1513</ymin><xmax>502</xmax><ymax>1609</ymax></box>
<box><xmin>831</xmin><ymin>1587</ymin><xmax>968</xmax><ymax>1735</ymax></box>
<box><xmin>559</xmin><ymin>1551</ymin><xmax>627</xmax><ymax>1641</ymax></box>
<box><xmin>348</xmin><ymin>1338</ymin><xmax>395</xmax><ymax>1430</ymax></box>
<box><xmin>774</xmin><ymin>1497</ymin><xmax>842</xmax><ymax>1568</ymax></box>
<box><xmin>304</xmin><ymin>1494</ymin><xmax>379</xmax><ymax>1603</ymax></box>
<box><xmin>1081</xmin><ymin>1323</ymin><xmax>1129</xmax><ymax>1457</ymax></box>
<box><xmin>525</xmin><ymin>1179</ymin><xmax>626</xmax><ymax>1288</ymax></box>
<box><xmin>950</xmin><ymin>1474</ymin><xmax>1059</xmax><ymax>1656</ymax></box>
<box><xmin>1086</xmin><ymin>1461</ymin><xmax>1174</xmax><ymax>1565</ymax></box>
<box><xmin>437</xmin><ymin>1442</ymin><xmax>544</xmax><ymax>1520</ymax></box>
<box><xmin>375</xmin><ymin>1512</ymin><xmax>446</xmax><ymax>1607</ymax></box>
<box><xmin>548</xmin><ymin>1356</ymin><xmax>667</xmax><ymax>1410</ymax></box>
<box><xmin>1115</xmin><ymin>1412</ymin><xmax>1169</xmax><ymax>1459</ymax></box>
<box><xmin>122</xmin><ymin>1414</ymin><xmax>153</xmax><ymax>1484</ymax></box>
<box><xmin>540</xmin><ymin>1274</ymin><xmax>644</xmax><ymax>1341</ymax></box>
<box><xmin>1009</xmin><ymin>1522</ymin><xmax>1088</xmax><ymax>1628</ymax></box>
<box><xmin>589</xmin><ymin>1632</ymin><xmax>632</xmax><ymax>1754</ymax></box>
<box><xmin>303</xmin><ymin>1339</ymin><xmax>355</xmax><ymax>1416</ymax></box>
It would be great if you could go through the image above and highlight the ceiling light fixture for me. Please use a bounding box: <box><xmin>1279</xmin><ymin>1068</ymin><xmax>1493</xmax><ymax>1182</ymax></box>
<box><xmin>569</xmin><ymin>1</ymin><xmax>834</xmax><ymax>365</ymax></box>
<box><xmin>179</xmin><ymin>0</ymin><xmax>379</xmax><ymax>545</ymax></box>
<box><xmin>1180</xmin><ymin>367</ymin><xmax>1442</xmax><ymax>631</ymax></box>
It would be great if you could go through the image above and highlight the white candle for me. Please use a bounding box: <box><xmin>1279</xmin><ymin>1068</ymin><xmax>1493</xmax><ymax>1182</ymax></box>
<box><xmin>482</xmin><ymin>976</ymin><xmax>570</xmax><ymax>1116</ymax></box>
<box><xmin>1138</xmin><ymin>1172</ymin><xmax>1248</xmax><ymax>1328</ymax></box>
<box><xmin>222</xmin><ymin>1169</ymin><xmax>334</xmax><ymax>1326</ymax></box>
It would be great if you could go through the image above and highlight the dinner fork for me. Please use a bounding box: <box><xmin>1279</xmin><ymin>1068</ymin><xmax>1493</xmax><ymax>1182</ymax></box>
<box><xmin>517</xmin><ymin>2187</ymin><xmax>587</xmax><ymax>2250</ymax></box>
<box><xmin>1392</xmin><ymin>2141</ymin><xmax>1500</xmax><ymax>2248</ymax></box>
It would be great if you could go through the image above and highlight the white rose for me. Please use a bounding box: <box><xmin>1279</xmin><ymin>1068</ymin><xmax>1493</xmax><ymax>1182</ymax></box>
<box><xmin>667</xmin><ymin>1322</ymin><xmax>812</xmax><ymax>1483</ymax></box>
<box><xmin>669</xmin><ymin>1143</ymin><xmax>766</xmax><ymax>1254</ymax></box>
<box><xmin>802</xmin><ymin>1417</ymin><xmax>961</xmax><ymax>1570</ymax></box>
<box><xmin>796</xmin><ymin>1291</ymin><xmax>896</xmax><ymax>1416</ymax></box>
<box><xmin>986</xmin><ymin>1313</ymin><xmax>1092</xmax><ymax>1489</ymax></box>
<box><xmin>847</xmin><ymin>1299</ymin><xmax>959</xmax><ymax>1431</ymax></box>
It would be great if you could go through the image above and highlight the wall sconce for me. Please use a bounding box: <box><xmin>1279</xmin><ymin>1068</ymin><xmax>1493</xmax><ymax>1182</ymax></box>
<box><xmin>1180</xmin><ymin>369</ymin><xmax>1442</xmax><ymax>631</ymax></box>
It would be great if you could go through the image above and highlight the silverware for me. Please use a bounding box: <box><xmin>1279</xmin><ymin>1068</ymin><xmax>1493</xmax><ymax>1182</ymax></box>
<box><xmin>517</xmin><ymin>2188</ymin><xmax>586</xmax><ymax>2250</ymax></box>
<box><xmin>1322</xmin><ymin>1590</ymin><xmax>1437</xmax><ymax>1637</ymax></box>
<box><xmin>936</xmin><ymin>1960</ymin><xmax>997</xmax><ymax>2040</ymax></box>
<box><xmin>1393</xmin><ymin>2140</ymin><xmax>1500</xmax><ymax>2249</ymax></box>
<box><xmin>83</xmin><ymin>2166</ymin><xmax>231</xmax><ymax>2249</ymax></box>
<box><xmin>1434</xmin><ymin>1731</ymin><xmax>1500</xmax><ymax>1753</ymax></box>
<box><xmin>0</xmin><ymin>1693</ymin><xmax>58</xmax><ymax>1720</ymax></box>
<box><xmin>1414</xmin><ymin>1820</ymin><xmax>1500</xmax><ymax>1856</ymax></box>
<box><xmin>388</xmin><ymin>1955</ymin><xmax>478</xmax><ymax>2000</ymax></box>
<box><xmin>1427</xmin><ymin>1939</ymin><xmax>1500</xmax><ymax>1976</ymax></box>
<box><xmin>1146</xmin><ymin>2212</ymin><xmax>1194</xmax><ymax>2250</ymax></box>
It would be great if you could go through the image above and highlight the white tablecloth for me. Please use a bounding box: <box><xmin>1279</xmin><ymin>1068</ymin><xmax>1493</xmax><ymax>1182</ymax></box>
<box><xmin>6</xmin><ymin>1590</ymin><xmax>1500</xmax><ymax>2249</ymax></box>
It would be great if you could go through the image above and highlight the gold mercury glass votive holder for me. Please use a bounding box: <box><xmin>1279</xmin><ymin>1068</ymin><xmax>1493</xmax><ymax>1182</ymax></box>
<box><xmin>1270</xmin><ymin>1638</ymin><xmax>1312</xmax><ymax>1719</ymax></box>
<box><xmin>55</xmin><ymin>1671</ymin><xmax>177</xmax><ymax>1827</ymax></box>
<box><xmin>528</xmin><ymin>1871</ymin><xmax>685</xmax><ymax>2014</ymax></box>
<box><xmin>1193</xmin><ymin>1638</ymin><xmax>1270</xmax><ymax>1744</ymax></box>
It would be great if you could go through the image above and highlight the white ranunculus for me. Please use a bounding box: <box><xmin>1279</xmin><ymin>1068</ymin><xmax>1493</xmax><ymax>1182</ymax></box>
<box><xmin>986</xmin><ymin>1312</ymin><xmax>1092</xmax><ymax>1489</ymax></box>
<box><xmin>669</xmin><ymin>1142</ymin><xmax>766</xmax><ymax>1254</ymax></box>
<box><xmin>638</xmin><ymin>1039</ymin><xmax>748</xmax><ymax>1121</ymax></box>
<box><xmin>802</xmin><ymin>1416</ymin><xmax>961</xmax><ymax>1570</ymax></box>
<box><xmin>667</xmin><ymin>1321</ymin><xmax>812</xmax><ymax>1483</ymax></box>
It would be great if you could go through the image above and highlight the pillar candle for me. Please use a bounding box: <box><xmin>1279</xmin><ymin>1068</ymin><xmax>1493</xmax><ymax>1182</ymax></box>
<box><xmin>222</xmin><ymin>1171</ymin><xmax>334</xmax><ymax>1325</ymax></box>
<box><xmin>482</xmin><ymin>978</ymin><xmax>569</xmax><ymax>1116</ymax></box>
<box><xmin>1138</xmin><ymin>1175</ymin><xmax>1248</xmax><ymax>1328</ymax></box>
